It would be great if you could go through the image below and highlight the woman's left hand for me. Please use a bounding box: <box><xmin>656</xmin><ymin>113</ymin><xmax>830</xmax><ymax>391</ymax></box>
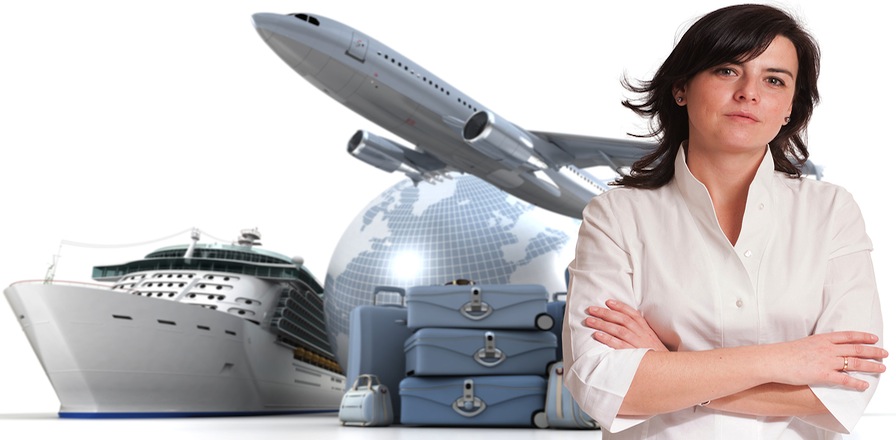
<box><xmin>584</xmin><ymin>300</ymin><xmax>668</xmax><ymax>352</ymax></box>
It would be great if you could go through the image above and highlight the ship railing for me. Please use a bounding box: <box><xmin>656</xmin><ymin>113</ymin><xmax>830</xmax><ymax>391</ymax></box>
<box><xmin>8</xmin><ymin>279</ymin><xmax>115</xmax><ymax>290</ymax></box>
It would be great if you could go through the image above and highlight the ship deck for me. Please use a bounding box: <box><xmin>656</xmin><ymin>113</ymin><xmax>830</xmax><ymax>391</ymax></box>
<box><xmin>0</xmin><ymin>412</ymin><xmax>891</xmax><ymax>439</ymax></box>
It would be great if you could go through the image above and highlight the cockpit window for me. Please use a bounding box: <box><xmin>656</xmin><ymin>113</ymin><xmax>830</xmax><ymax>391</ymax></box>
<box><xmin>290</xmin><ymin>13</ymin><xmax>320</xmax><ymax>26</ymax></box>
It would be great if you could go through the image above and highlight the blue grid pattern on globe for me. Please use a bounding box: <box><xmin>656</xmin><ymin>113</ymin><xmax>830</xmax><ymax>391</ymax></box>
<box><xmin>323</xmin><ymin>174</ymin><xmax>576</xmax><ymax>366</ymax></box>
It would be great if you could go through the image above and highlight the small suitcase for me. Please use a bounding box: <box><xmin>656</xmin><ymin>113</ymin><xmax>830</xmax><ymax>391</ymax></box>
<box><xmin>404</xmin><ymin>328</ymin><xmax>556</xmax><ymax>376</ymax></box>
<box><xmin>546</xmin><ymin>294</ymin><xmax>566</xmax><ymax>361</ymax></box>
<box><xmin>400</xmin><ymin>375</ymin><xmax>546</xmax><ymax>427</ymax></box>
<box><xmin>346</xmin><ymin>286</ymin><xmax>413</xmax><ymax>422</ymax></box>
<box><xmin>533</xmin><ymin>361</ymin><xmax>599</xmax><ymax>429</ymax></box>
<box><xmin>338</xmin><ymin>374</ymin><xmax>394</xmax><ymax>427</ymax></box>
<box><xmin>405</xmin><ymin>283</ymin><xmax>553</xmax><ymax>331</ymax></box>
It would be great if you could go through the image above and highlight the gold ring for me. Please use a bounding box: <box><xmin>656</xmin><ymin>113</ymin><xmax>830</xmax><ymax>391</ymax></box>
<box><xmin>842</xmin><ymin>356</ymin><xmax>849</xmax><ymax>372</ymax></box>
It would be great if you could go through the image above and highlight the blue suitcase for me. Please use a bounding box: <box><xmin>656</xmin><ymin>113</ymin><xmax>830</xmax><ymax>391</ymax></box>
<box><xmin>346</xmin><ymin>286</ymin><xmax>412</xmax><ymax>422</ymax></box>
<box><xmin>405</xmin><ymin>284</ymin><xmax>553</xmax><ymax>331</ymax></box>
<box><xmin>400</xmin><ymin>375</ymin><xmax>546</xmax><ymax>427</ymax></box>
<box><xmin>533</xmin><ymin>361</ymin><xmax>599</xmax><ymax>429</ymax></box>
<box><xmin>404</xmin><ymin>328</ymin><xmax>556</xmax><ymax>376</ymax></box>
<box><xmin>546</xmin><ymin>294</ymin><xmax>566</xmax><ymax>361</ymax></box>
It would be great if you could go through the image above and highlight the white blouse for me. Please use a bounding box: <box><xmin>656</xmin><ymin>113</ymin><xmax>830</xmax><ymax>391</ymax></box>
<box><xmin>563</xmin><ymin>146</ymin><xmax>883</xmax><ymax>439</ymax></box>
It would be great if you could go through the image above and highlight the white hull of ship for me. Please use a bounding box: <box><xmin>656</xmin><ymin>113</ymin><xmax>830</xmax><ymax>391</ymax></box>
<box><xmin>4</xmin><ymin>282</ymin><xmax>345</xmax><ymax>417</ymax></box>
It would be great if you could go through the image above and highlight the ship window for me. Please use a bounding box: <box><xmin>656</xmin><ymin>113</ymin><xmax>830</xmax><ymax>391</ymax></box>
<box><xmin>198</xmin><ymin>325</ymin><xmax>210</xmax><ymax>331</ymax></box>
<box><xmin>112</xmin><ymin>315</ymin><xmax>132</xmax><ymax>320</ymax></box>
<box><xmin>225</xmin><ymin>330</ymin><xmax>237</xmax><ymax>336</ymax></box>
<box><xmin>158</xmin><ymin>320</ymin><xmax>176</xmax><ymax>326</ymax></box>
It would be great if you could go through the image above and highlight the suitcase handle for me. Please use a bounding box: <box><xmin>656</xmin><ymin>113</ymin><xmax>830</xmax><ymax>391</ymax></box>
<box><xmin>351</xmin><ymin>374</ymin><xmax>382</xmax><ymax>391</ymax></box>
<box><xmin>372</xmin><ymin>286</ymin><xmax>406</xmax><ymax>307</ymax></box>
<box><xmin>460</xmin><ymin>287</ymin><xmax>493</xmax><ymax>320</ymax></box>
<box><xmin>452</xmin><ymin>379</ymin><xmax>487</xmax><ymax>417</ymax></box>
<box><xmin>474</xmin><ymin>331</ymin><xmax>506</xmax><ymax>367</ymax></box>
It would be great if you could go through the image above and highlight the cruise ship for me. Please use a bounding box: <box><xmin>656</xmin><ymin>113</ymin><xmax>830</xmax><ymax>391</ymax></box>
<box><xmin>3</xmin><ymin>229</ymin><xmax>345</xmax><ymax>418</ymax></box>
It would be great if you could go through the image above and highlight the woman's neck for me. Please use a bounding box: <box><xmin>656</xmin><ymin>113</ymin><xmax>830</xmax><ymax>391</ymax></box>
<box><xmin>684</xmin><ymin>145</ymin><xmax>765</xmax><ymax>246</ymax></box>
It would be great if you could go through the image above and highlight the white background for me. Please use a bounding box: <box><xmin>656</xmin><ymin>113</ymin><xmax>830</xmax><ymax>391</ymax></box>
<box><xmin>1</xmin><ymin>0</ymin><xmax>892</xmax><ymax>416</ymax></box>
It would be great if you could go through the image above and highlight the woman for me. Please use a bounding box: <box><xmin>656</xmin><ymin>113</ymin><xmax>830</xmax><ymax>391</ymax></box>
<box><xmin>563</xmin><ymin>4</ymin><xmax>886</xmax><ymax>439</ymax></box>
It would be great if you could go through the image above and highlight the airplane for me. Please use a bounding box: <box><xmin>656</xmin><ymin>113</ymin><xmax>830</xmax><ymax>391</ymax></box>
<box><xmin>250</xmin><ymin>12</ymin><xmax>820</xmax><ymax>219</ymax></box>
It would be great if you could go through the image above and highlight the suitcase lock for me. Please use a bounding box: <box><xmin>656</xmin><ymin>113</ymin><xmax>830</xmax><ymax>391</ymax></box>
<box><xmin>474</xmin><ymin>331</ymin><xmax>506</xmax><ymax>367</ymax></box>
<box><xmin>460</xmin><ymin>287</ymin><xmax>492</xmax><ymax>320</ymax></box>
<box><xmin>452</xmin><ymin>379</ymin><xmax>486</xmax><ymax>417</ymax></box>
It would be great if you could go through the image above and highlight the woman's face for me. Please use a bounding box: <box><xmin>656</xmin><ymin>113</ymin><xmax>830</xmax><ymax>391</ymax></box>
<box><xmin>679</xmin><ymin>35</ymin><xmax>798</xmax><ymax>157</ymax></box>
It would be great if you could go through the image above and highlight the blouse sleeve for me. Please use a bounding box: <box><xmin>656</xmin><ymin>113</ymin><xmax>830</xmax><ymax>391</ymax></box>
<box><xmin>801</xmin><ymin>192</ymin><xmax>882</xmax><ymax>433</ymax></box>
<box><xmin>562</xmin><ymin>195</ymin><xmax>652</xmax><ymax>433</ymax></box>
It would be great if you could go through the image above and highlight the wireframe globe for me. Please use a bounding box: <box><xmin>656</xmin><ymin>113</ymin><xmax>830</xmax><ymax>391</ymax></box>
<box><xmin>324</xmin><ymin>173</ymin><xmax>581</xmax><ymax>368</ymax></box>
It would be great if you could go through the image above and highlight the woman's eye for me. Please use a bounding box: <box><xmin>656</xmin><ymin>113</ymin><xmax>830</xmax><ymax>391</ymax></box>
<box><xmin>768</xmin><ymin>77</ymin><xmax>785</xmax><ymax>86</ymax></box>
<box><xmin>716</xmin><ymin>67</ymin><xmax>736</xmax><ymax>76</ymax></box>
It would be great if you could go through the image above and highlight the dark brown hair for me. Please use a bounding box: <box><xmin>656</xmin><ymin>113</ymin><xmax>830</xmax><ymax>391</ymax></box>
<box><xmin>616</xmin><ymin>4</ymin><xmax>820</xmax><ymax>188</ymax></box>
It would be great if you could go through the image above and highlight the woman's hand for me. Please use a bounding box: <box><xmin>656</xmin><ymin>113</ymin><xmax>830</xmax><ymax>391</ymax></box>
<box><xmin>584</xmin><ymin>300</ymin><xmax>668</xmax><ymax>352</ymax></box>
<box><xmin>767</xmin><ymin>332</ymin><xmax>887</xmax><ymax>391</ymax></box>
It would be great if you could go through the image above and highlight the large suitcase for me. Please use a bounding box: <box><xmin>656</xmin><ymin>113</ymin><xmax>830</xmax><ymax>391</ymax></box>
<box><xmin>338</xmin><ymin>374</ymin><xmax>394</xmax><ymax>427</ymax></box>
<box><xmin>405</xmin><ymin>283</ymin><xmax>553</xmax><ymax>331</ymax></box>
<box><xmin>533</xmin><ymin>361</ymin><xmax>599</xmax><ymax>429</ymax></box>
<box><xmin>400</xmin><ymin>375</ymin><xmax>546</xmax><ymax>427</ymax></box>
<box><xmin>404</xmin><ymin>328</ymin><xmax>556</xmax><ymax>376</ymax></box>
<box><xmin>546</xmin><ymin>294</ymin><xmax>566</xmax><ymax>361</ymax></box>
<box><xmin>346</xmin><ymin>286</ymin><xmax>413</xmax><ymax>422</ymax></box>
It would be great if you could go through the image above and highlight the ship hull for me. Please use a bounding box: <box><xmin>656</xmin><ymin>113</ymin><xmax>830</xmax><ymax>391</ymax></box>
<box><xmin>4</xmin><ymin>282</ymin><xmax>345</xmax><ymax>417</ymax></box>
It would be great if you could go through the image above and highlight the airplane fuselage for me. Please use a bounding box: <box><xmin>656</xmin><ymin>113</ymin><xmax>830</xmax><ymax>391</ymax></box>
<box><xmin>253</xmin><ymin>13</ymin><xmax>606</xmax><ymax>218</ymax></box>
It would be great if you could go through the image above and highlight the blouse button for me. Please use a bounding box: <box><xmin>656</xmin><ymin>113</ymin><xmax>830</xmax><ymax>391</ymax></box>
<box><xmin>736</xmin><ymin>299</ymin><xmax>744</xmax><ymax>308</ymax></box>
<box><xmin>744</xmin><ymin>250</ymin><xmax>753</xmax><ymax>258</ymax></box>
<box><xmin>758</xmin><ymin>203</ymin><xmax>765</xmax><ymax>210</ymax></box>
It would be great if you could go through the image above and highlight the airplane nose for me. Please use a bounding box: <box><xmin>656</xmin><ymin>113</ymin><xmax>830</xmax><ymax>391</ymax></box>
<box><xmin>251</xmin><ymin>12</ymin><xmax>314</xmax><ymax>70</ymax></box>
<box><xmin>251</xmin><ymin>13</ymin><xmax>280</xmax><ymax>40</ymax></box>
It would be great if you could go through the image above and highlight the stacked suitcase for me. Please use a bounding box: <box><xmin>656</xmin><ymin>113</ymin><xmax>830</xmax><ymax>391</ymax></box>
<box><xmin>399</xmin><ymin>283</ymin><xmax>556</xmax><ymax>427</ymax></box>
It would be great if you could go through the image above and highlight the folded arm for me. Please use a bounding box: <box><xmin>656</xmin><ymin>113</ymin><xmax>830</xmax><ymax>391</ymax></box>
<box><xmin>585</xmin><ymin>299</ymin><xmax>886</xmax><ymax>417</ymax></box>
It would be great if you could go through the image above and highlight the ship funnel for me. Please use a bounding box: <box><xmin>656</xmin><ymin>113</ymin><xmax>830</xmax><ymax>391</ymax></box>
<box><xmin>183</xmin><ymin>228</ymin><xmax>201</xmax><ymax>260</ymax></box>
<box><xmin>236</xmin><ymin>228</ymin><xmax>262</xmax><ymax>247</ymax></box>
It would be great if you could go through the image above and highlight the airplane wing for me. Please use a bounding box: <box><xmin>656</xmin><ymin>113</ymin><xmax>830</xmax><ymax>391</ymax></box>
<box><xmin>530</xmin><ymin>131</ymin><xmax>655</xmax><ymax>172</ymax></box>
<box><xmin>532</xmin><ymin>130</ymin><xmax>823</xmax><ymax>180</ymax></box>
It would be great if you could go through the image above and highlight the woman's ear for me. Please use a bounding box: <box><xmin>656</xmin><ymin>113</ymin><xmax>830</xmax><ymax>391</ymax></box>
<box><xmin>673</xmin><ymin>82</ymin><xmax>687</xmax><ymax>106</ymax></box>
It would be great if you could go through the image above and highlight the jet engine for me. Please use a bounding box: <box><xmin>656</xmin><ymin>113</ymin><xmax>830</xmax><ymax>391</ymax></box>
<box><xmin>347</xmin><ymin>130</ymin><xmax>446</xmax><ymax>183</ymax></box>
<box><xmin>462</xmin><ymin>111</ymin><xmax>549</xmax><ymax>170</ymax></box>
